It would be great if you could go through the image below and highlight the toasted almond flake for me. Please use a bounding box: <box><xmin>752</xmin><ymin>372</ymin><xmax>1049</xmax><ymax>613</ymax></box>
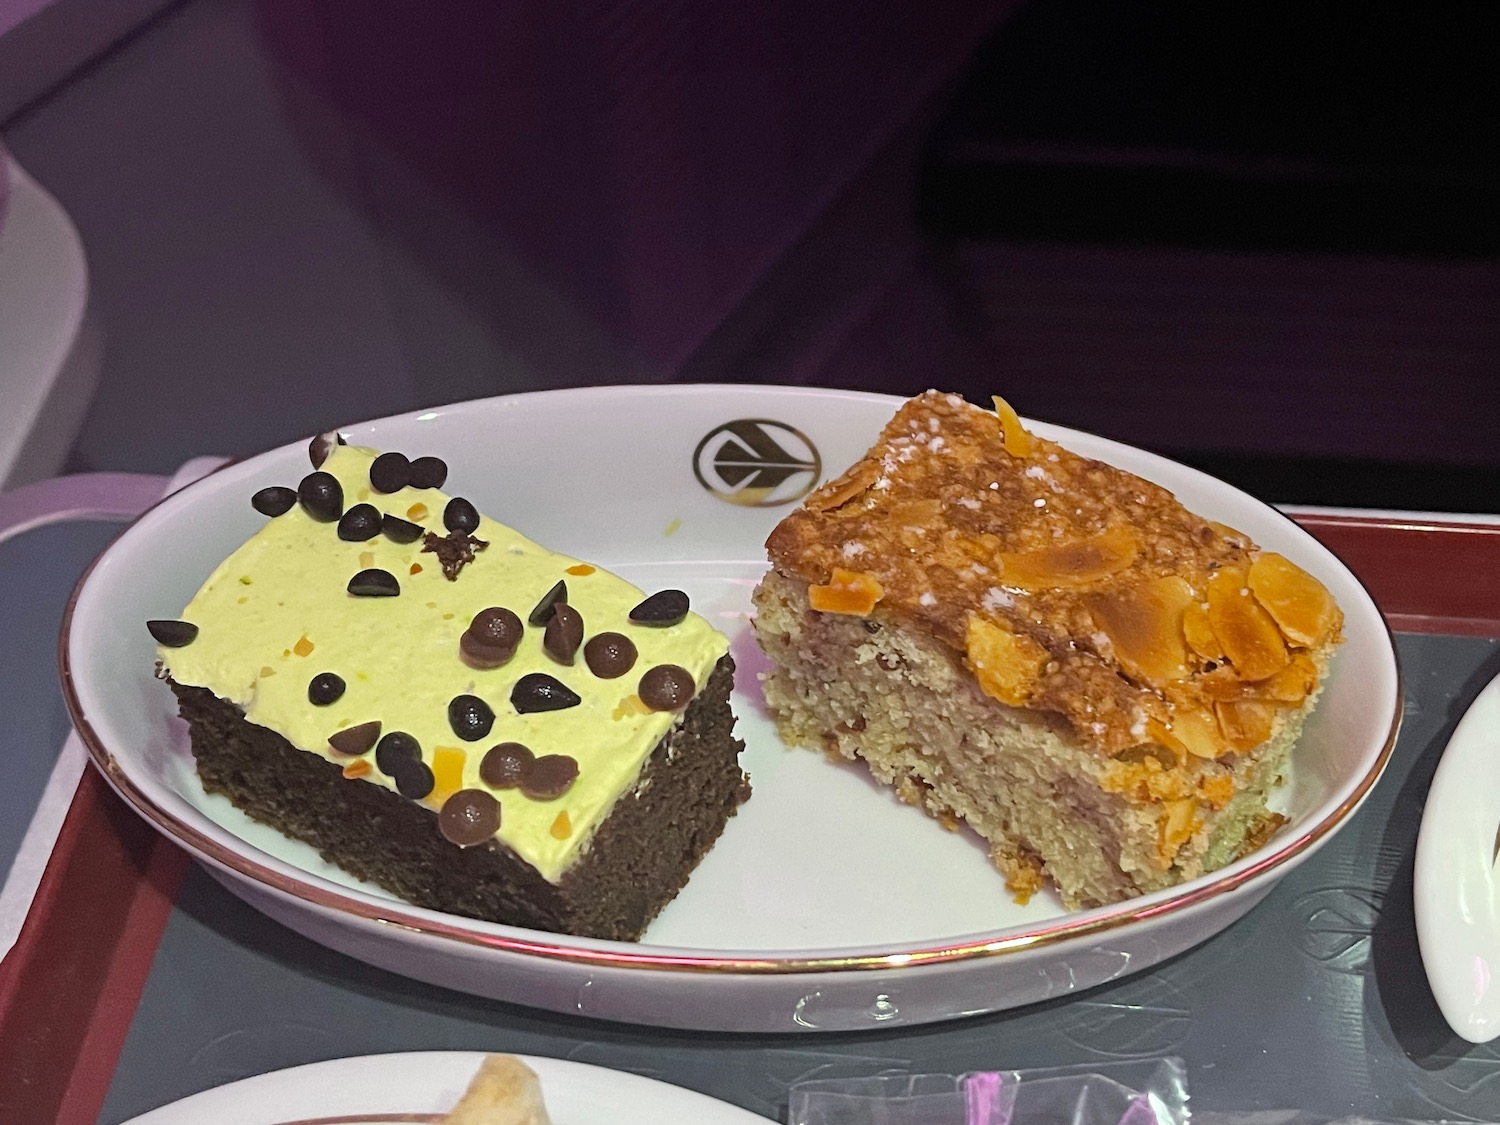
<box><xmin>551</xmin><ymin>810</ymin><xmax>572</xmax><ymax>839</ymax></box>
<box><xmin>406</xmin><ymin>502</ymin><xmax>429</xmax><ymax>521</ymax></box>
<box><xmin>613</xmin><ymin>694</ymin><xmax>650</xmax><ymax>720</ymax></box>
<box><xmin>992</xmin><ymin>394</ymin><xmax>1034</xmax><ymax>457</ymax></box>
<box><xmin>259</xmin><ymin>665</ymin><xmax>276</xmax><ymax>677</ymax></box>
<box><xmin>359</xmin><ymin>551</ymin><xmax>375</xmax><ymax>568</ymax></box>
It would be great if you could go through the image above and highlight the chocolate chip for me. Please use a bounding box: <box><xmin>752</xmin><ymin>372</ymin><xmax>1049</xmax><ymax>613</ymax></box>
<box><xmin>251</xmin><ymin>486</ymin><xmax>297</xmax><ymax>517</ymax></box>
<box><xmin>381</xmin><ymin>513</ymin><xmax>425</xmax><ymax>543</ymax></box>
<box><xmin>511</xmin><ymin>672</ymin><xmax>581</xmax><ymax>713</ymax></box>
<box><xmin>147</xmin><ymin>619</ymin><xmax>198</xmax><ymax>647</ymax></box>
<box><xmin>337</xmin><ymin>503</ymin><xmax>382</xmax><ymax>542</ymax></box>
<box><xmin>348</xmin><ymin>568</ymin><xmax>400</xmax><ymax>597</ymax></box>
<box><xmin>308</xmin><ymin>430</ymin><xmax>345</xmax><ymax>469</ymax></box>
<box><xmin>448</xmin><ymin>693</ymin><xmax>495</xmax><ymax>741</ymax></box>
<box><xmin>298</xmin><ymin>471</ymin><xmax>344</xmax><ymax>522</ymax></box>
<box><xmin>629</xmin><ymin>589</ymin><xmax>690</xmax><ymax>627</ymax></box>
<box><xmin>328</xmin><ymin>720</ymin><xmax>381</xmax><ymax>756</ymax></box>
<box><xmin>469</xmin><ymin>607</ymin><xmax>522</xmax><ymax>646</ymax></box>
<box><xmin>639</xmin><ymin>664</ymin><xmax>695</xmax><ymax>711</ymax></box>
<box><xmin>376</xmin><ymin>730</ymin><xmax>422</xmax><ymax>776</ymax></box>
<box><xmin>459</xmin><ymin>608</ymin><xmax>522</xmax><ymax>669</ymax></box>
<box><xmin>422</xmin><ymin>530</ymin><xmax>488</xmax><ymax>580</ymax></box>
<box><xmin>369</xmin><ymin>451</ymin><xmax>412</xmax><ymax>494</ymax></box>
<box><xmin>444</xmin><ymin>496</ymin><xmax>480</xmax><ymax>534</ymax></box>
<box><xmin>394</xmin><ymin>759</ymin><xmax>434</xmax><ymax>800</ymax></box>
<box><xmin>521</xmin><ymin>754</ymin><xmax>579</xmax><ymax>801</ymax></box>
<box><xmin>408</xmin><ymin>456</ymin><xmax>448</xmax><ymax>489</ymax></box>
<box><xmin>479</xmin><ymin>742</ymin><xmax>533</xmax><ymax>788</ymax></box>
<box><xmin>584</xmin><ymin>632</ymin><xmax>637</xmax><ymax>679</ymax></box>
<box><xmin>439</xmin><ymin>788</ymin><xmax>501</xmax><ymax>847</ymax></box>
<box><xmin>307</xmin><ymin>672</ymin><xmax>345</xmax><ymax>705</ymax></box>
<box><xmin>528</xmin><ymin>580</ymin><xmax>567</xmax><ymax>625</ymax></box>
<box><xmin>543</xmin><ymin>604</ymin><xmax>584</xmax><ymax>665</ymax></box>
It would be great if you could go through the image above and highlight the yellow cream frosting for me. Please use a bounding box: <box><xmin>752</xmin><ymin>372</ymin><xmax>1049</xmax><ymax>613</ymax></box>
<box><xmin>159</xmin><ymin>444</ymin><xmax>729</xmax><ymax>882</ymax></box>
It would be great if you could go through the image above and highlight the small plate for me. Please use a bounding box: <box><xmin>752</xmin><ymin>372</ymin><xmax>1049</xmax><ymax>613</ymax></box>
<box><xmin>1415</xmin><ymin>667</ymin><xmax>1500</xmax><ymax>1043</ymax></box>
<box><xmin>62</xmin><ymin>385</ymin><xmax>1401</xmax><ymax>1032</ymax></box>
<box><xmin>119</xmin><ymin>1051</ymin><xmax>768</xmax><ymax>1124</ymax></box>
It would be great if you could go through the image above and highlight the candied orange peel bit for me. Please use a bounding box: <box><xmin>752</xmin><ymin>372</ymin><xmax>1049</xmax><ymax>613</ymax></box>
<box><xmin>966</xmin><ymin>615</ymin><xmax>1047</xmax><ymax>706</ymax></box>
<box><xmin>550</xmin><ymin>810</ymin><xmax>572</xmax><ymax>839</ymax></box>
<box><xmin>997</xmin><ymin>525</ymin><xmax>1140</xmax><ymax>590</ymax></box>
<box><xmin>429</xmin><ymin>746</ymin><xmax>466</xmax><ymax>805</ymax></box>
<box><xmin>1084</xmin><ymin>574</ymin><xmax>1193</xmax><ymax>686</ymax></box>
<box><xmin>808</xmin><ymin>567</ymin><xmax>885</xmax><ymax>615</ymax></box>
<box><xmin>992</xmin><ymin>395</ymin><xmax>1034</xmax><ymax>457</ymax></box>
<box><xmin>1206</xmin><ymin>566</ymin><xmax>1290</xmax><ymax>681</ymax></box>
<box><xmin>1248</xmin><ymin>552</ymin><xmax>1341</xmax><ymax>648</ymax></box>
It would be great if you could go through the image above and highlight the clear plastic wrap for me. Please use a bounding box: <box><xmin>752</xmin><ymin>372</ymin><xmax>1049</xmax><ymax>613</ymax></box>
<box><xmin>788</xmin><ymin>1058</ymin><xmax>1187</xmax><ymax>1125</ymax></box>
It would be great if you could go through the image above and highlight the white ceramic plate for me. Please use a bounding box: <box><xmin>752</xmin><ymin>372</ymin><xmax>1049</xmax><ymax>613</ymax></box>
<box><xmin>1414</xmin><ymin>667</ymin><xmax>1500</xmax><ymax>1043</ymax></box>
<box><xmin>63</xmin><ymin>385</ymin><xmax>1401</xmax><ymax>1032</ymax></box>
<box><xmin>119</xmin><ymin>1051</ymin><xmax>768</xmax><ymax>1124</ymax></box>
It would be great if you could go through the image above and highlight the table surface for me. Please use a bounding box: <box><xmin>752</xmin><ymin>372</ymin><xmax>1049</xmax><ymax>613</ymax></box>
<box><xmin>4</xmin><ymin>506</ymin><xmax>1500</xmax><ymax>1125</ymax></box>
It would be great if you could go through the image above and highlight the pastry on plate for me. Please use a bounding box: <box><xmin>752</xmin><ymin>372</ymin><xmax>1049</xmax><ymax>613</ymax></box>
<box><xmin>753</xmin><ymin>391</ymin><xmax>1341</xmax><ymax>908</ymax></box>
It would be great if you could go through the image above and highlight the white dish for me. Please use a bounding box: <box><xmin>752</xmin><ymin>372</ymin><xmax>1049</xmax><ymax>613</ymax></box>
<box><xmin>63</xmin><ymin>384</ymin><xmax>1401</xmax><ymax>1032</ymax></box>
<box><xmin>1415</xmin><ymin>667</ymin><xmax>1500</xmax><ymax>1043</ymax></box>
<box><xmin>119</xmin><ymin>1051</ymin><xmax>768</xmax><ymax>1124</ymax></box>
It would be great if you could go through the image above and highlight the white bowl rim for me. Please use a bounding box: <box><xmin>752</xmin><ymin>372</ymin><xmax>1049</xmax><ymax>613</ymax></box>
<box><xmin>59</xmin><ymin>383</ymin><xmax>1404</xmax><ymax>976</ymax></box>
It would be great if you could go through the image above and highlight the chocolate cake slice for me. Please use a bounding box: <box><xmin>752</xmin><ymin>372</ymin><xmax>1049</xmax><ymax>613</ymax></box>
<box><xmin>152</xmin><ymin>438</ymin><xmax>747</xmax><ymax>941</ymax></box>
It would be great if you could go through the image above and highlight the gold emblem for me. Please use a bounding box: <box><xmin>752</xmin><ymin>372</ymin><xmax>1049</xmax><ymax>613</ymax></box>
<box><xmin>693</xmin><ymin>419</ymin><xmax>821</xmax><ymax>507</ymax></box>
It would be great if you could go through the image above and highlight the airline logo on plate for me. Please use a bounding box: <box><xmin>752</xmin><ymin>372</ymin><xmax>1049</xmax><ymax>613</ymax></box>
<box><xmin>693</xmin><ymin>419</ymin><xmax>821</xmax><ymax>507</ymax></box>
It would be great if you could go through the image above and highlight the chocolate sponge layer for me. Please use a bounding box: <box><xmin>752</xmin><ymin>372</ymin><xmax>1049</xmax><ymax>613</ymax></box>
<box><xmin>173</xmin><ymin>655</ymin><xmax>747</xmax><ymax>941</ymax></box>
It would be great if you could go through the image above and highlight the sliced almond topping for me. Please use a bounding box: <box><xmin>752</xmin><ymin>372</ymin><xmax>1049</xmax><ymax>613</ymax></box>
<box><xmin>1169</xmin><ymin>703</ymin><xmax>1224</xmax><ymax>758</ymax></box>
<box><xmin>1084</xmin><ymin>574</ymin><xmax>1194</xmax><ymax>686</ymax></box>
<box><xmin>889</xmin><ymin>499</ymin><xmax>942</xmax><ymax>527</ymax></box>
<box><xmin>999</xmin><ymin>525</ymin><xmax>1140</xmax><ymax>590</ymax></box>
<box><xmin>1248</xmin><ymin>552</ymin><xmax>1342</xmax><ymax>648</ymax></box>
<box><xmin>1206</xmin><ymin>566</ymin><xmax>1290</xmax><ymax>681</ymax></box>
<box><xmin>1182</xmin><ymin>599</ymin><xmax>1224</xmax><ymax>663</ymax></box>
<box><xmin>1158</xmin><ymin>797</ymin><xmax>1199</xmax><ymax>861</ymax></box>
<box><xmin>1215</xmin><ymin>698</ymin><xmax>1277</xmax><ymax>751</ymax></box>
<box><xmin>808</xmin><ymin>568</ymin><xmax>885</xmax><ymax>615</ymax></box>
<box><xmin>1199</xmin><ymin>773</ymin><xmax>1235</xmax><ymax>811</ymax></box>
<box><xmin>1254</xmin><ymin>652</ymin><xmax>1319</xmax><ymax>703</ymax></box>
<box><xmin>992</xmin><ymin>394</ymin><xmax>1034</xmax><ymax>457</ymax></box>
<box><xmin>806</xmin><ymin>461</ymin><xmax>878</xmax><ymax>512</ymax></box>
<box><xmin>966</xmin><ymin>615</ymin><xmax>1047</xmax><ymax>706</ymax></box>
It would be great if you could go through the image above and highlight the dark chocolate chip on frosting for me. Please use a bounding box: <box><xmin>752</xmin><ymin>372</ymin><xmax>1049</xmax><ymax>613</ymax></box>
<box><xmin>307</xmin><ymin>671</ymin><xmax>345</xmax><ymax>705</ymax></box>
<box><xmin>308</xmin><ymin>430</ymin><xmax>345</xmax><ymax>469</ymax></box>
<box><xmin>394</xmin><ymin>758</ymin><xmax>434</xmax><ymax>800</ymax></box>
<box><xmin>251</xmin><ymin>486</ymin><xmax>297</xmax><ymax>517</ymax></box>
<box><xmin>527</xmin><ymin>580</ymin><xmax>567</xmax><ymax>626</ymax></box>
<box><xmin>511</xmin><ymin>672</ymin><xmax>581</xmax><ymax>713</ymax></box>
<box><xmin>443</xmin><ymin>497</ymin><xmax>480</xmax><ymax>534</ymax></box>
<box><xmin>439</xmin><ymin>788</ymin><xmax>501</xmax><ymax>848</ymax></box>
<box><xmin>375</xmin><ymin>730</ymin><xmax>421</xmax><ymax>776</ymax></box>
<box><xmin>408</xmin><ymin>456</ymin><xmax>448</xmax><ymax>489</ymax></box>
<box><xmin>460</xmin><ymin>607</ymin><xmax>522</xmax><ymax>669</ymax></box>
<box><xmin>381</xmin><ymin>513</ymin><xmax>425</xmax><ymax>544</ymax></box>
<box><xmin>448</xmin><ymin>694</ymin><xmax>496</xmax><ymax>741</ymax></box>
<box><xmin>348</xmin><ymin>568</ymin><xmax>400</xmax><ymax>597</ymax></box>
<box><xmin>421</xmin><ymin>530</ymin><xmax>488</xmax><ymax>580</ymax></box>
<box><xmin>328</xmin><ymin>720</ymin><xmax>381</xmax><ymax>756</ymax></box>
<box><xmin>480</xmin><ymin>742</ymin><xmax>533</xmax><ymax>788</ymax></box>
<box><xmin>337</xmin><ymin>503</ymin><xmax>382</xmax><ymax>542</ymax></box>
<box><xmin>147</xmin><ymin>619</ymin><xmax>199</xmax><ymax>647</ymax></box>
<box><xmin>584</xmin><ymin>632</ymin><xmax>636</xmax><ymax>679</ymax></box>
<box><xmin>298</xmin><ymin>471</ymin><xmax>344</xmax><ymax>522</ymax></box>
<box><xmin>369</xmin><ymin>451</ymin><xmax>412</xmax><ymax>494</ymax></box>
<box><xmin>639</xmin><ymin>664</ymin><xmax>695</xmax><ymax>712</ymax></box>
<box><xmin>629</xmin><ymin>589</ymin><xmax>690</xmax><ymax>627</ymax></box>
<box><xmin>543</xmin><ymin>604</ymin><xmax>584</xmax><ymax>665</ymax></box>
<box><xmin>521</xmin><ymin>754</ymin><xmax>579</xmax><ymax>801</ymax></box>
